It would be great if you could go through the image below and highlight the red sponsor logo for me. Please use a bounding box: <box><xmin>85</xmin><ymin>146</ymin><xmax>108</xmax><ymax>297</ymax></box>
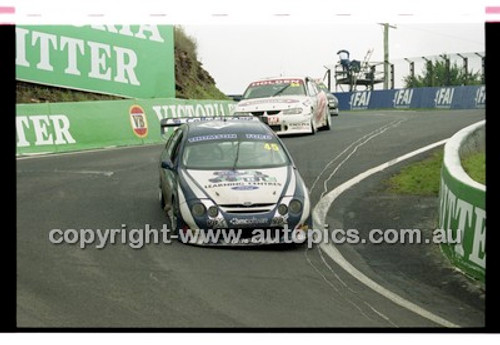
<box><xmin>129</xmin><ymin>105</ymin><xmax>148</xmax><ymax>138</ymax></box>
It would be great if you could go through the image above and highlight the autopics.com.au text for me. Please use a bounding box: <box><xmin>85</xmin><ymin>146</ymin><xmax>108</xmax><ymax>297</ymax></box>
<box><xmin>47</xmin><ymin>224</ymin><xmax>462</xmax><ymax>249</ymax></box>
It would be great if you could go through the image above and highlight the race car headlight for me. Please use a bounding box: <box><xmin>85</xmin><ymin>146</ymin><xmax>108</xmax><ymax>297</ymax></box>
<box><xmin>208</xmin><ymin>206</ymin><xmax>219</xmax><ymax>218</ymax></box>
<box><xmin>191</xmin><ymin>203</ymin><xmax>206</xmax><ymax>217</ymax></box>
<box><xmin>289</xmin><ymin>199</ymin><xmax>303</xmax><ymax>214</ymax></box>
<box><xmin>277</xmin><ymin>204</ymin><xmax>288</xmax><ymax>215</ymax></box>
<box><xmin>282</xmin><ymin>107</ymin><xmax>303</xmax><ymax>115</ymax></box>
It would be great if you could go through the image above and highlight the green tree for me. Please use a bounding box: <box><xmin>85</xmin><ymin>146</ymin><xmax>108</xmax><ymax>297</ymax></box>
<box><xmin>404</xmin><ymin>57</ymin><xmax>482</xmax><ymax>88</ymax></box>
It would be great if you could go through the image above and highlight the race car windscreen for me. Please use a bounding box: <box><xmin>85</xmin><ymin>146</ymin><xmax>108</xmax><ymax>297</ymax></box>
<box><xmin>242</xmin><ymin>79</ymin><xmax>306</xmax><ymax>99</ymax></box>
<box><xmin>183</xmin><ymin>135</ymin><xmax>290</xmax><ymax>170</ymax></box>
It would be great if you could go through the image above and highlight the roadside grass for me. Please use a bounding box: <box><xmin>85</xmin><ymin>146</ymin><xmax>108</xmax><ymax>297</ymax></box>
<box><xmin>461</xmin><ymin>152</ymin><xmax>486</xmax><ymax>185</ymax></box>
<box><xmin>16</xmin><ymin>81</ymin><xmax>123</xmax><ymax>104</ymax></box>
<box><xmin>386</xmin><ymin>150</ymin><xmax>444</xmax><ymax>196</ymax></box>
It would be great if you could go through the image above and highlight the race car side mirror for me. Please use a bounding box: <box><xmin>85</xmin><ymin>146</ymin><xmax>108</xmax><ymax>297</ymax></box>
<box><xmin>161</xmin><ymin>160</ymin><xmax>174</xmax><ymax>170</ymax></box>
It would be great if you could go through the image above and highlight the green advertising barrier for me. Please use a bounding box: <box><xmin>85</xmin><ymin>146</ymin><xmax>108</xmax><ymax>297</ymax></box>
<box><xmin>438</xmin><ymin>121</ymin><xmax>485</xmax><ymax>283</ymax></box>
<box><xmin>16</xmin><ymin>98</ymin><xmax>236</xmax><ymax>156</ymax></box>
<box><xmin>16</xmin><ymin>25</ymin><xmax>175</xmax><ymax>98</ymax></box>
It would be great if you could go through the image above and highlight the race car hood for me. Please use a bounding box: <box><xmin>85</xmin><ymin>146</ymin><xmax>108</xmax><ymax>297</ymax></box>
<box><xmin>186</xmin><ymin>167</ymin><xmax>289</xmax><ymax>205</ymax></box>
<box><xmin>236</xmin><ymin>96</ymin><xmax>309</xmax><ymax>112</ymax></box>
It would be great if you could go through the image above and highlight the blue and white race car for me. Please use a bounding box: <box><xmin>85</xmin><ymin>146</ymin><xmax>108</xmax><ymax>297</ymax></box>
<box><xmin>158</xmin><ymin>117</ymin><xmax>311</xmax><ymax>245</ymax></box>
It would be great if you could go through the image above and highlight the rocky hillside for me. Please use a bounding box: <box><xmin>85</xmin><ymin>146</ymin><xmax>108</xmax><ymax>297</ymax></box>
<box><xmin>174</xmin><ymin>27</ymin><xmax>228</xmax><ymax>100</ymax></box>
<box><xmin>16</xmin><ymin>26</ymin><xmax>228</xmax><ymax>103</ymax></box>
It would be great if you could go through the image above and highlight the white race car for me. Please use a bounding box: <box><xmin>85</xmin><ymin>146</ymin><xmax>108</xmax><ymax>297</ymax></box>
<box><xmin>233</xmin><ymin>76</ymin><xmax>331</xmax><ymax>135</ymax></box>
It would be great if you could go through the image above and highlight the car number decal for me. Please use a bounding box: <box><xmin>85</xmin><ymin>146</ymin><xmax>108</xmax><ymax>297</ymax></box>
<box><xmin>263</xmin><ymin>143</ymin><xmax>280</xmax><ymax>152</ymax></box>
<box><xmin>267</xmin><ymin>116</ymin><xmax>279</xmax><ymax>125</ymax></box>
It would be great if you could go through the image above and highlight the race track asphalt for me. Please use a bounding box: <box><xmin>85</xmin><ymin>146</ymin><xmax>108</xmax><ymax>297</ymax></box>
<box><xmin>16</xmin><ymin>109</ymin><xmax>485</xmax><ymax>328</ymax></box>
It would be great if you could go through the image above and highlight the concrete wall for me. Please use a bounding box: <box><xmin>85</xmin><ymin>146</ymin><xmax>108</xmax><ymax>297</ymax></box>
<box><xmin>438</xmin><ymin>120</ymin><xmax>485</xmax><ymax>283</ymax></box>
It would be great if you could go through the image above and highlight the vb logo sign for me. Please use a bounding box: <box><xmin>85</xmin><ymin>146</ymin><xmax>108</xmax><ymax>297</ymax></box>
<box><xmin>129</xmin><ymin>105</ymin><xmax>148</xmax><ymax>138</ymax></box>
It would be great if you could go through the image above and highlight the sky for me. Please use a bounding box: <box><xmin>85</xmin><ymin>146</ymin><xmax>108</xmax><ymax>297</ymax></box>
<box><xmin>183</xmin><ymin>23</ymin><xmax>485</xmax><ymax>94</ymax></box>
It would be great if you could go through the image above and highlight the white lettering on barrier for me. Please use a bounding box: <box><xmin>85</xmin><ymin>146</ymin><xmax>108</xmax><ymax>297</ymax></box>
<box><xmin>32</xmin><ymin>31</ymin><xmax>58</xmax><ymax>71</ymax></box>
<box><xmin>16</xmin><ymin>27</ymin><xmax>141</xmax><ymax>86</ymax></box>
<box><xmin>454</xmin><ymin>199</ymin><xmax>473</xmax><ymax>257</ymax></box>
<box><xmin>204</xmin><ymin>104</ymin><xmax>215</xmax><ymax>116</ymax></box>
<box><xmin>89</xmin><ymin>25</ymin><xmax>165</xmax><ymax>43</ymax></box>
<box><xmin>439</xmin><ymin>177</ymin><xmax>486</xmax><ymax>269</ymax></box>
<box><xmin>350</xmin><ymin>91</ymin><xmax>371</xmax><ymax>109</ymax></box>
<box><xmin>151</xmin><ymin>103</ymin><xmax>233</xmax><ymax>121</ymax></box>
<box><xmin>393</xmin><ymin>89</ymin><xmax>413</xmax><ymax>108</ymax></box>
<box><xmin>16</xmin><ymin>117</ymin><xmax>30</xmax><ymax>147</ymax></box>
<box><xmin>87</xmin><ymin>41</ymin><xmax>112</xmax><ymax>81</ymax></box>
<box><xmin>16</xmin><ymin>27</ymin><xmax>30</xmax><ymax>67</ymax></box>
<box><xmin>474</xmin><ymin>86</ymin><xmax>486</xmax><ymax>108</ymax></box>
<box><xmin>60</xmin><ymin>36</ymin><xmax>85</xmax><ymax>76</ymax></box>
<box><xmin>31</xmin><ymin>115</ymin><xmax>53</xmax><ymax>146</ymax></box>
<box><xmin>113</xmin><ymin>46</ymin><xmax>140</xmax><ymax>86</ymax></box>
<box><xmin>470</xmin><ymin>208</ymin><xmax>486</xmax><ymax>267</ymax></box>
<box><xmin>16</xmin><ymin>115</ymin><xmax>76</xmax><ymax>147</ymax></box>
<box><xmin>51</xmin><ymin>115</ymin><xmax>76</xmax><ymax>145</ymax></box>
<box><xmin>434</xmin><ymin>88</ymin><xmax>455</xmax><ymax>108</ymax></box>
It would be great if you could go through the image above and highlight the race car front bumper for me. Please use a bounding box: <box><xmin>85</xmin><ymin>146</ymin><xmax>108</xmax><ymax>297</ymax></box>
<box><xmin>261</xmin><ymin>114</ymin><xmax>313</xmax><ymax>135</ymax></box>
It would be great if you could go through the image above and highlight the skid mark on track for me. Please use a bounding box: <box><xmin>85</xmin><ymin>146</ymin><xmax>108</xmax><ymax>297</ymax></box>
<box><xmin>310</xmin><ymin>119</ymin><xmax>404</xmax><ymax>194</ymax></box>
<box><xmin>302</xmin><ymin>116</ymin><xmax>409</xmax><ymax>327</ymax></box>
<box><xmin>304</xmin><ymin>245</ymin><xmax>401</xmax><ymax>326</ymax></box>
<box><xmin>17</xmin><ymin>169</ymin><xmax>115</xmax><ymax>177</ymax></box>
<box><xmin>313</xmin><ymin>138</ymin><xmax>459</xmax><ymax>327</ymax></box>
<box><xmin>314</xmin><ymin>245</ymin><xmax>399</xmax><ymax>327</ymax></box>
<box><xmin>363</xmin><ymin>301</ymin><xmax>399</xmax><ymax>327</ymax></box>
<box><xmin>319</xmin><ymin>119</ymin><xmax>406</xmax><ymax>199</ymax></box>
<box><xmin>303</xmin><ymin>247</ymin><xmax>374</xmax><ymax>323</ymax></box>
<box><xmin>317</xmin><ymin>245</ymin><xmax>349</xmax><ymax>289</ymax></box>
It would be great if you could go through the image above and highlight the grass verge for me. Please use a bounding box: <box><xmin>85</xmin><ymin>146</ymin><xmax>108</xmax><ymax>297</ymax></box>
<box><xmin>386</xmin><ymin>149</ymin><xmax>444</xmax><ymax>196</ymax></box>
<box><xmin>461</xmin><ymin>152</ymin><xmax>486</xmax><ymax>185</ymax></box>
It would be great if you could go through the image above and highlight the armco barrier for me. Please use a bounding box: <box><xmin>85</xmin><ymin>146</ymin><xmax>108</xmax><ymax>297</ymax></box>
<box><xmin>16</xmin><ymin>98</ymin><xmax>235</xmax><ymax>156</ymax></box>
<box><xmin>438</xmin><ymin>120</ymin><xmax>485</xmax><ymax>283</ymax></box>
<box><xmin>333</xmin><ymin>85</ymin><xmax>485</xmax><ymax>111</ymax></box>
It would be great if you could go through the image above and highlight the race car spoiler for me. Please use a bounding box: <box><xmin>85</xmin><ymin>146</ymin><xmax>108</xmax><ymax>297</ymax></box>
<box><xmin>160</xmin><ymin>116</ymin><xmax>257</xmax><ymax>134</ymax></box>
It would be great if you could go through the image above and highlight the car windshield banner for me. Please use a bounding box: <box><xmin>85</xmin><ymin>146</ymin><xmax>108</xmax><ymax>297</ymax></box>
<box><xmin>16</xmin><ymin>25</ymin><xmax>175</xmax><ymax>98</ymax></box>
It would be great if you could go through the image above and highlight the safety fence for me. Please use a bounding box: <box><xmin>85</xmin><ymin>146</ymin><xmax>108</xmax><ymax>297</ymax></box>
<box><xmin>334</xmin><ymin>85</ymin><xmax>485</xmax><ymax>111</ymax></box>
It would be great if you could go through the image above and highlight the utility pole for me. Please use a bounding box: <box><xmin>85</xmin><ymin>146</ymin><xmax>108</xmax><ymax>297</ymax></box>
<box><xmin>457</xmin><ymin>53</ymin><xmax>468</xmax><ymax>85</ymax></box>
<box><xmin>422</xmin><ymin>56</ymin><xmax>433</xmax><ymax>87</ymax></box>
<box><xmin>323</xmin><ymin>66</ymin><xmax>331</xmax><ymax>91</ymax></box>
<box><xmin>440</xmin><ymin>54</ymin><xmax>451</xmax><ymax>86</ymax></box>
<box><xmin>379</xmin><ymin>23</ymin><xmax>397</xmax><ymax>89</ymax></box>
<box><xmin>475</xmin><ymin>52</ymin><xmax>485</xmax><ymax>84</ymax></box>
<box><xmin>404</xmin><ymin>58</ymin><xmax>415</xmax><ymax>87</ymax></box>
